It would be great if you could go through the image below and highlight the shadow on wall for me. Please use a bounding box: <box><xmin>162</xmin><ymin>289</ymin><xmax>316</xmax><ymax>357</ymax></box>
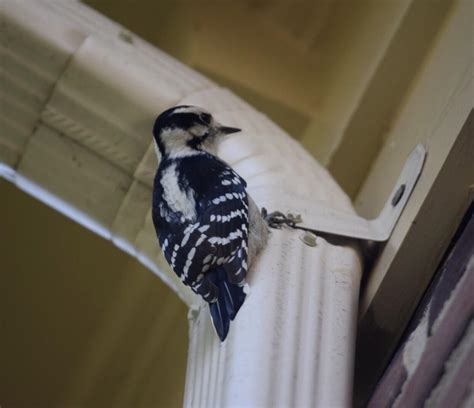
<box><xmin>0</xmin><ymin>179</ymin><xmax>188</xmax><ymax>408</ymax></box>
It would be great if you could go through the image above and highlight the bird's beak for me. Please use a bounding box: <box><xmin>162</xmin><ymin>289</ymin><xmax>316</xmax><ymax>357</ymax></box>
<box><xmin>218</xmin><ymin>126</ymin><xmax>241</xmax><ymax>135</ymax></box>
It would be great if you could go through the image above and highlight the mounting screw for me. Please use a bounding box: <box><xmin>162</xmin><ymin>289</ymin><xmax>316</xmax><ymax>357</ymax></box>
<box><xmin>300</xmin><ymin>231</ymin><xmax>317</xmax><ymax>247</ymax></box>
<box><xmin>119</xmin><ymin>31</ymin><xmax>134</xmax><ymax>44</ymax></box>
<box><xmin>392</xmin><ymin>184</ymin><xmax>406</xmax><ymax>206</ymax></box>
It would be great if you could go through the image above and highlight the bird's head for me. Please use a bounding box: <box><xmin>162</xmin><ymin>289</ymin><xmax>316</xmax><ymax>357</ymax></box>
<box><xmin>152</xmin><ymin>105</ymin><xmax>241</xmax><ymax>158</ymax></box>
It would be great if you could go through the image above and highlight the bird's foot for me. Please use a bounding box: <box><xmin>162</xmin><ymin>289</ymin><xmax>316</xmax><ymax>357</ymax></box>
<box><xmin>261</xmin><ymin>207</ymin><xmax>303</xmax><ymax>230</ymax></box>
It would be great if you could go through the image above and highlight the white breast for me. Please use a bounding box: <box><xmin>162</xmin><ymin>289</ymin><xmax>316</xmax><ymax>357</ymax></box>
<box><xmin>160</xmin><ymin>163</ymin><xmax>197</xmax><ymax>221</ymax></box>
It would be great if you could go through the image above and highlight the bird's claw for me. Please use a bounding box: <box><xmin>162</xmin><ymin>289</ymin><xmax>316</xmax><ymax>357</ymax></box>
<box><xmin>261</xmin><ymin>207</ymin><xmax>303</xmax><ymax>229</ymax></box>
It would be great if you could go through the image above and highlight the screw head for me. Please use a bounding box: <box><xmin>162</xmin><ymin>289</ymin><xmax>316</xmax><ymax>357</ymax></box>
<box><xmin>392</xmin><ymin>184</ymin><xmax>406</xmax><ymax>206</ymax></box>
<box><xmin>119</xmin><ymin>31</ymin><xmax>134</xmax><ymax>44</ymax></box>
<box><xmin>300</xmin><ymin>231</ymin><xmax>317</xmax><ymax>247</ymax></box>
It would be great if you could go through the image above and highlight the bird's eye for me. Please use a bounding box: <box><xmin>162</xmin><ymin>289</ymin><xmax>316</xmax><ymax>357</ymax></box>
<box><xmin>199</xmin><ymin>113</ymin><xmax>211</xmax><ymax>125</ymax></box>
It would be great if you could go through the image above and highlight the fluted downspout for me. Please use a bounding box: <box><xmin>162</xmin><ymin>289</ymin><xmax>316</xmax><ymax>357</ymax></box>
<box><xmin>177</xmin><ymin>90</ymin><xmax>362</xmax><ymax>407</ymax></box>
<box><xmin>1</xmin><ymin>1</ymin><xmax>362</xmax><ymax>406</ymax></box>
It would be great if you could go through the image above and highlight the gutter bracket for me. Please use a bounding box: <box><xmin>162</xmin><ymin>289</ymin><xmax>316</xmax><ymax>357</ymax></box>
<box><xmin>264</xmin><ymin>144</ymin><xmax>426</xmax><ymax>242</ymax></box>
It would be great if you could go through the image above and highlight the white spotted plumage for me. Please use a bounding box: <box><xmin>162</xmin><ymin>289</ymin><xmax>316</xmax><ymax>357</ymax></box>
<box><xmin>152</xmin><ymin>105</ymin><xmax>268</xmax><ymax>341</ymax></box>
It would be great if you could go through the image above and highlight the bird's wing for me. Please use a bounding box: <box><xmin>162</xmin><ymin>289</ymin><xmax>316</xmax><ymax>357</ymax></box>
<box><xmin>155</xmin><ymin>155</ymin><xmax>249</xmax><ymax>306</ymax></box>
<box><xmin>165</xmin><ymin>173</ymin><xmax>249</xmax><ymax>293</ymax></box>
<box><xmin>196</xmin><ymin>180</ymin><xmax>249</xmax><ymax>277</ymax></box>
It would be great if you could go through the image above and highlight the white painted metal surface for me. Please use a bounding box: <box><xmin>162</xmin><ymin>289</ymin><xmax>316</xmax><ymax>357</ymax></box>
<box><xmin>1</xmin><ymin>1</ymin><xmax>363</xmax><ymax>406</ymax></box>
<box><xmin>185</xmin><ymin>232</ymin><xmax>362</xmax><ymax>407</ymax></box>
<box><xmin>256</xmin><ymin>144</ymin><xmax>426</xmax><ymax>242</ymax></box>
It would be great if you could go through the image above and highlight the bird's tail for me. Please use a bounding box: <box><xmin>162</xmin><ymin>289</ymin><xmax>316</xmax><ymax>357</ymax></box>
<box><xmin>208</xmin><ymin>267</ymin><xmax>246</xmax><ymax>341</ymax></box>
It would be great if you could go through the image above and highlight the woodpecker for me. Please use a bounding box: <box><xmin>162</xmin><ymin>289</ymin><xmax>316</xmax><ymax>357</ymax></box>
<box><xmin>152</xmin><ymin>105</ymin><xmax>268</xmax><ymax>341</ymax></box>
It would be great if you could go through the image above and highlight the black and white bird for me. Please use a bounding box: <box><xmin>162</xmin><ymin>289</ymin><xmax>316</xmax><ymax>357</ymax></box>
<box><xmin>152</xmin><ymin>105</ymin><xmax>268</xmax><ymax>341</ymax></box>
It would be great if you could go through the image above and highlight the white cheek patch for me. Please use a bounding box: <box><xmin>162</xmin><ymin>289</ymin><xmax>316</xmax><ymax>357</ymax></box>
<box><xmin>189</xmin><ymin>124</ymin><xmax>207</xmax><ymax>137</ymax></box>
<box><xmin>161</xmin><ymin>128</ymin><xmax>190</xmax><ymax>152</ymax></box>
<box><xmin>160</xmin><ymin>127</ymin><xmax>207</xmax><ymax>158</ymax></box>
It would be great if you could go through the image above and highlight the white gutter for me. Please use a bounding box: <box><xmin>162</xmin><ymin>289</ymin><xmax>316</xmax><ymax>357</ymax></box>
<box><xmin>1</xmin><ymin>1</ymin><xmax>362</xmax><ymax>406</ymax></box>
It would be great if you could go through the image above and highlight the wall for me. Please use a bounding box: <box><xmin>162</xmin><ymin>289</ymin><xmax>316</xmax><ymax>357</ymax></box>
<box><xmin>0</xmin><ymin>179</ymin><xmax>188</xmax><ymax>408</ymax></box>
